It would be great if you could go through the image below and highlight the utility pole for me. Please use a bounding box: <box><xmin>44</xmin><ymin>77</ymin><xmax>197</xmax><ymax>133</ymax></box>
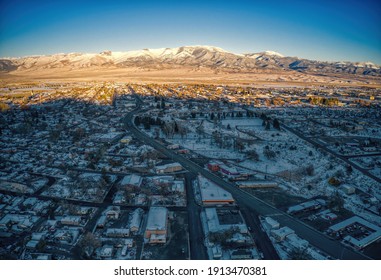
<box><xmin>265</xmin><ymin>165</ymin><xmax>268</xmax><ymax>179</ymax></box>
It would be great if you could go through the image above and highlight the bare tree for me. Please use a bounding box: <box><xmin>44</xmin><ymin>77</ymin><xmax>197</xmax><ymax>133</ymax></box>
<box><xmin>79</xmin><ymin>232</ymin><xmax>101</xmax><ymax>258</ymax></box>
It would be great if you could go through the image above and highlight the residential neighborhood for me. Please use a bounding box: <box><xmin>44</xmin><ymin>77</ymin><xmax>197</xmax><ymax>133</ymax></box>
<box><xmin>0</xmin><ymin>81</ymin><xmax>380</xmax><ymax>260</ymax></box>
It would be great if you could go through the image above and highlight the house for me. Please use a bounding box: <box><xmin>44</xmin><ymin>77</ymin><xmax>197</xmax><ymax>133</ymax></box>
<box><xmin>105</xmin><ymin>206</ymin><xmax>121</xmax><ymax>220</ymax></box>
<box><xmin>134</xmin><ymin>193</ymin><xmax>147</xmax><ymax>205</ymax></box>
<box><xmin>319</xmin><ymin>210</ymin><xmax>338</xmax><ymax>221</ymax></box>
<box><xmin>144</xmin><ymin>207</ymin><xmax>168</xmax><ymax>244</ymax></box>
<box><xmin>211</xmin><ymin>246</ymin><xmax>222</xmax><ymax>259</ymax></box>
<box><xmin>54</xmin><ymin>230</ymin><xmax>74</xmax><ymax>243</ymax></box>
<box><xmin>167</xmin><ymin>144</ymin><xmax>180</xmax><ymax>150</ymax></box>
<box><xmin>285</xmin><ymin>234</ymin><xmax>309</xmax><ymax>250</ymax></box>
<box><xmin>207</xmin><ymin>161</ymin><xmax>221</xmax><ymax>172</ymax></box>
<box><xmin>36</xmin><ymin>254</ymin><xmax>52</xmax><ymax>260</ymax></box>
<box><xmin>230</xmin><ymin>249</ymin><xmax>253</xmax><ymax>260</ymax></box>
<box><xmin>105</xmin><ymin>228</ymin><xmax>130</xmax><ymax>238</ymax></box>
<box><xmin>120</xmin><ymin>174</ymin><xmax>143</xmax><ymax>189</ymax></box>
<box><xmin>155</xmin><ymin>163</ymin><xmax>182</xmax><ymax>174</ymax></box>
<box><xmin>45</xmin><ymin>220</ymin><xmax>58</xmax><ymax>232</ymax></box>
<box><xmin>99</xmin><ymin>245</ymin><xmax>113</xmax><ymax>258</ymax></box>
<box><xmin>271</xmin><ymin>227</ymin><xmax>295</xmax><ymax>242</ymax></box>
<box><xmin>129</xmin><ymin>208</ymin><xmax>144</xmax><ymax>234</ymax></box>
<box><xmin>26</xmin><ymin>240</ymin><xmax>39</xmax><ymax>250</ymax></box>
<box><xmin>171</xmin><ymin>180</ymin><xmax>185</xmax><ymax>193</ymax></box>
<box><xmin>121</xmin><ymin>245</ymin><xmax>128</xmax><ymax>256</ymax></box>
<box><xmin>151</xmin><ymin>176</ymin><xmax>174</xmax><ymax>185</ymax></box>
<box><xmin>74</xmin><ymin>207</ymin><xmax>92</xmax><ymax>215</ymax></box>
<box><xmin>120</xmin><ymin>136</ymin><xmax>132</xmax><ymax>144</ymax></box>
<box><xmin>31</xmin><ymin>232</ymin><xmax>46</xmax><ymax>241</ymax></box>
<box><xmin>124</xmin><ymin>238</ymin><xmax>134</xmax><ymax>248</ymax></box>
<box><xmin>96</xmin><ymin>132</ymin><xmax>123</xmax><ymax>144</ymax></box>
<box><xmin>113</xmin><ymin>191</ymin><xmax>126</xmax><ymax>204</ymax></box>
<box><xmin>60</xmin><ymin>216</ymin><xmax>81</xmax><ymax>226</ymax></box>
<box><xmin>219</xmin><ymin>164</ymin><xmax>240</xmax><ymax>178</ymax></box>
<box><xmin>96</xmin><ymin>215</ymin><xmax>107</xmax><ymax>228</ymax></box>
<box><xmin>264</xmin><ymin>217</ymin><xmax>280</xmax><ymax>230</ymax></box>
<box><xmin>342</xmin><ymin>185</ymin><xmax>355</xmax><ymax>195</ymax></box>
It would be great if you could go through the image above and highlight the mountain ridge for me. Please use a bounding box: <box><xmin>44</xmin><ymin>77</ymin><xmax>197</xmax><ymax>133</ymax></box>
<box><xmin>1</xmin><ymin>45</ymin><xmax>380</xmax><ymax>77</ymax></box>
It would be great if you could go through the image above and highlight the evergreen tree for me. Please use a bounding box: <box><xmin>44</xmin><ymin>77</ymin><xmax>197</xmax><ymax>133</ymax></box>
<box><xmin>134</xmin><ymin>116</ymin><xmax>141</xmax><ymax>126</ymax></box>
<box><xmin>273</xmin><ymin>118</ymin><xmax>280</xmax><ymax>130</ymax></box>
<box><xmin>265</xmin><ymin>121</ymin><xmax>271</xmax><ymax>130</ymax></box>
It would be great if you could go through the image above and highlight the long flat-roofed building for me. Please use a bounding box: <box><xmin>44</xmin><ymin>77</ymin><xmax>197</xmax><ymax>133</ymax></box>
<box><xmin>198</xmin><ymin>175</ymin><xmax>234</xmax><ymax>205</ymax></box>
<box><xmin>144</xmin><ymin>207</ymin><xmax>168</xmax><ymax>244</ymax></box>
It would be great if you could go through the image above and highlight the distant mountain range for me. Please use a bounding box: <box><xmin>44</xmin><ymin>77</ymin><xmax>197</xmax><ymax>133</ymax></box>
<box><xmin>1</xmin><ymin>45</ymin><xmax>380</xmax><ymax>76</ymax></box>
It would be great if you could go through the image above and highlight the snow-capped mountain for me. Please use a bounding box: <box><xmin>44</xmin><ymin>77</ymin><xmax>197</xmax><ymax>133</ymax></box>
<box><xmin>1</xmin><ymin>45</ymin><xmax>380</xmax><ymax>76</ymax></box>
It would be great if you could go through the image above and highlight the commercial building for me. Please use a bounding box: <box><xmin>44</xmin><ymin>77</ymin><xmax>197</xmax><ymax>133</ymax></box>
<box><xmin>155</xmin><ymin>163</ymin><xmax>183</xmax><ymax>174</ymax></box>
<box><xmin>205</xmin><ymin>207</ymin><xmax>248</xmax><ymax>234</ymax></box>
<box><xmin>198</xmin><ymin>175</ymin><xmax>234</xmax><ymax>205</ymax></box>
<box><xmin>287</xmin><ymin>199</ymin><xmax>326</xmax><ymax>215</ymax></box>
<box><xmin>144</xmin><ymin>207</ymin><xmax>168</xmax><ymax>244</ymax></box>
<box><xmin>207</xmin><ymin>161</ymin><xmax>222</xmax><ymax>172</ymax></box>
<box><xmin>329</xmin><ymin>216</ymin><xmax>381</xmax><ymax>249</ymax></box>
<box><xmin>219</xmin><ymin>164</ymin><xmax>240</xmax><ymax>178</ymax></box>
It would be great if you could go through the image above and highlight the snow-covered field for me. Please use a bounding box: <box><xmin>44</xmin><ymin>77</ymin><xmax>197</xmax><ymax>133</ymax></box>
<box><xmin>142</xmin><ymin>113</ymin><xmax>381</xmax><ymax>228</ymax></box>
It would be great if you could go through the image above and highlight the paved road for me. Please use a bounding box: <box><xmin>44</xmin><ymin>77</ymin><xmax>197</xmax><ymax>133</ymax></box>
<box><xmin>240</xmin><ymin>206</ymin><xmax>280</xmax><ymax>259</ymax></box>
<box><xmin>126</xmin><ymin>99</ymin><xmax>369</xmax><ymax>260</ymax></box>
<box><xmin>184</xmin><ymin>173</ymin><xmax>208</xmax><ymax>260</ymax></box>
<box><xmin>344</xmin><ymin>153</ymin><xmax>381</xmax><ymax>159</ymax></box>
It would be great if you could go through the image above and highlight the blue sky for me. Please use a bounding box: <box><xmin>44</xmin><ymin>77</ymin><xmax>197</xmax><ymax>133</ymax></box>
<box><xmin>1</xmin><ymin>0</ymin><xmax>380</xmax><ymax>63</ymax></box>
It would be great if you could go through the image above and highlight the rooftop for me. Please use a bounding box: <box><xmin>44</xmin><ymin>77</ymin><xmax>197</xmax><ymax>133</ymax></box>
<box><xmin>146</xmin><ymin>207</ymin><xmax>168</xmax><ymax>231</ymax></box>
<box><xmin>120</xmin><ymin>174</ymin><xmax>142</xmax><ymax>187</ymax></box>
<box><xmin>198</xmin><ymin>175</ymin><xmax>234</xmax><ymax>203</ymax></box>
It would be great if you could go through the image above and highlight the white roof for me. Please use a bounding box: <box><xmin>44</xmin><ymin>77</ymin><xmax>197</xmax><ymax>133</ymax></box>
<box><xmin>329</xmin><ymin>216</ymin><xmax>381</xmax><ymax>248</ymax></box>
<box><xmin>265</xmin><ymin>217</ymin><xmax>280</xmax><ymax>228</ymax></box>
<box><xmin>205</xmin><ymin>208</ymin><xmax>220</xmax><ymax>232</ymax></box>
<box><xmin>271</xmin><ymin>226</ymin><xmax>295</xmax><ymax>238</ymax></box>
<box><xmin>120</xmin><ymin>174</ymin><xmax>142</xmax><ymax>187</ymax></box>
<box><xmin>146</xmin><ymin>207</ymin><xmax>168</xmax><ymax>231</ymax></box>
<box><xmin>285</xmin><ymin>233</ymin><xmax>309</xmax><ymax>249</ymax></box>
<box><xmin>172</xmin><ymin>180</ymin><xmax>185</xmax><ymax>192</ymax></box>
<box><xmin>106</xmin><ymin>228</ymin><xmax>129</xmax><ymax>234</ymax></box>
<box><xmin>150</xmin><ymin>233</ymin><xmax>166</xmax><ymax>241</ymax></box>
<box><xmin>129</xmin><ymin>208</ymin><xmax>143</xmax><ymax>229</ymax></box>
<box><xmin>61</xmin><ymin>216</ymin><xmax>81</xmax><ymax>222</ymax></box>
<box><xmin>329</xmin><ymin>216</ymin><xmax>381</xmax><ymax>232</ymax></box>
<box><xmin>198</xmin><ymin>175</ymin><xmax>234</xmax><ymax>203</ymax></box>
<box><xmin>155</xmin><ymin>162</ymin><xmax>182</xmax><ymax>170</ymax></box>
